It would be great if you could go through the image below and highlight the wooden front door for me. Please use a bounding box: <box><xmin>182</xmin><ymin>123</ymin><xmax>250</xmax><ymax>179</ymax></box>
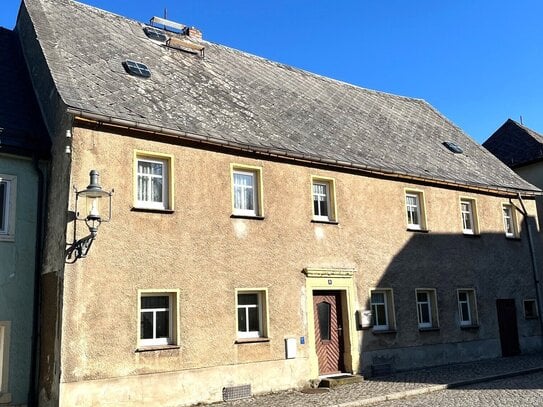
<box><xmin>313</xmin><ymin>290</ymin><xmax>345</xmax><ymax>375</ymax></box>
<box><xmin>496</xmin><ymin>299</ymin><xmax>521</xmax><ymax>357</ymax></box>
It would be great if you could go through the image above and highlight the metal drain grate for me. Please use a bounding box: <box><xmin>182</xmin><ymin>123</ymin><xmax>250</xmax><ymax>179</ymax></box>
<box><xmin>222</xmin><ymin>384</ymin><xmax>251</xmax><ymax>401</ymax></box>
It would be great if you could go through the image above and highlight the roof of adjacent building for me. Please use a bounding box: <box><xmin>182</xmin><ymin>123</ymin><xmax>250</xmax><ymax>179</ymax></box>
<box><xmin>0</xmin><ymin>27</ymin><xmax>49</xmax><ymax>157</ymax></box>
<box><xmin>483</xmin><ymin>119</ymin><xmax>543</xmax><ymax>168</ymax></box>
<box><xmin>18</xmin><ymin>0</ymin><xmax>539</xmax><ymax>193</ymax></box>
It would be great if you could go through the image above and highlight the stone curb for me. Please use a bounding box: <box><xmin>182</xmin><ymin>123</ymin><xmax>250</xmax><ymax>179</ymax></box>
<box><xmin>332</xmin><ymin>366</ymin><xmax>543</xmax><ymax>407</ymax></box>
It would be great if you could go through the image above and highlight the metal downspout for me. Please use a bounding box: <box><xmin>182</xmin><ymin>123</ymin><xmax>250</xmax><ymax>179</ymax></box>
<box><xmin>517</xmin><ymin>193</ymin><xmax>543</xmax><ymax>350</ymax></box>
<box><xmin>29</xmin><ymin>155</ymin><xmax>46</xmax><ymax>405</ymax></box>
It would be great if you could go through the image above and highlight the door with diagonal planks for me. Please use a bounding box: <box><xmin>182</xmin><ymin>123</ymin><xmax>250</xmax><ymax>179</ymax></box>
<box><xmin>313</xmin><ymin>290</ymin><xmax>345</xmax><ymax>375</ymax></box>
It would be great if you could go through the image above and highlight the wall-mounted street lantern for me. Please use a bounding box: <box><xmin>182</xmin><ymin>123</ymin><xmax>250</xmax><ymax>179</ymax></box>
<box><xmin>67</xmin><ymin>170</ymin><xmax>113</xmax><ymax>262</ymax></box>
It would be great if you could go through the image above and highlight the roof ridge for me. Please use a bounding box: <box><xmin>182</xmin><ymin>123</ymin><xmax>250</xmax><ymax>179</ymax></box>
<box><xmin>508</xmin><ymin>118</ymin><xmax>543</xmax><ymax>141</ymax></box>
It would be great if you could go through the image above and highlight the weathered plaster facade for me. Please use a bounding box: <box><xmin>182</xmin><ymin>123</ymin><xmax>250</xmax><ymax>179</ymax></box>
<box><xmin>47</xmin><ymin>123</ymin><xmax>541</xmax><ymax>405</ymax></box>
<box><xmin>12</xmin><ymin>0</ymin><xmax>543</xmax><ymax>405</ymax></box>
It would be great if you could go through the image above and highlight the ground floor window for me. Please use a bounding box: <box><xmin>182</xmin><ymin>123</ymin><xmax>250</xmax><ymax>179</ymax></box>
<box><xmin>139</xmin><ymin>292</ymin><xmax>177</xmax><ymax>347</ymax></box>
<box><xmin>0</xmin><ymin>321</ymin><xmax>11</xmax><ymax>403</ymax></box>
<box><xmin>524</xmin><ymin>299</ymin><xmax>538</xmax><ymax>319</ymax></box>
<box><xmin>416</xmin><ymin>289</ymin><xmax>439</xmax><ymax>329</ymax></box>
<box><xmin>370</xmin><ymin>289</ymin><xmax>395</xmax><ymax>331</ymax></box>
<box><xmin>236</xmin><ymin>289</ymin><xmax>268</xmax><ymax>339</ymax></box>
<box><xmin>457</xmin><ymin>289</ymin><xmax>478</xmax><ymax>326</ymax></box>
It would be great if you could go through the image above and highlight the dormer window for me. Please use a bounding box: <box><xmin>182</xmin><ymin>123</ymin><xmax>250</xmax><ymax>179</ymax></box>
<box><xmin>143</xmin><ymin>27</ymin><xmax>167</xmax><ymax>42</ymax></box>
<box><xmin>123</xmin><ymin>60</ymin><xmax>151</xmax><ymax>78</ymax></box>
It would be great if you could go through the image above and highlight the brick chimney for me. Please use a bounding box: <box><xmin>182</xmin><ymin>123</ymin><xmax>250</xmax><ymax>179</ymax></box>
<box><xmin>187</xmin><ymin>27</ymin><xmax>202</xmax><ymax>39</ymax></box>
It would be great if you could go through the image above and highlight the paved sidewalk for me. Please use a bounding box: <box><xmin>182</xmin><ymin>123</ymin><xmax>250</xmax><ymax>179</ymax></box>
<box><xmin>211</xmin><ymin>354</ymin><xmax>543</xmax><ymax>406</ymax></box>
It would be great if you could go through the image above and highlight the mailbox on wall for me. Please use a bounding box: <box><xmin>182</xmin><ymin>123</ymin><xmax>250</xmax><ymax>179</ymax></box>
<box><xmin>356</xmin><ymin>310</ymin><xmax>373</xmax><ymax>329</ymax></box>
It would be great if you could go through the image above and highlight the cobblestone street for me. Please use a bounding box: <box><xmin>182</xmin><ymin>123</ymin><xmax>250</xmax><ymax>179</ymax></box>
<box><xmin>375</xmin><ymin>370</ymin><xmax>543</xmax><ymax>406</ymax></box>
<box><xmin>213</xmin><ymin>354</ymin><xmax>543</xmax><ymax>407</ymax></box>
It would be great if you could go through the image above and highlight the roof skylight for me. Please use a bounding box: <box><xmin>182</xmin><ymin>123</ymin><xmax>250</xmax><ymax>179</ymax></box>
<box><xmin>123</xmin><ymin>60</ymin><xmax>151</xmax><ymax>78</ymax></box>
<box><xmin>143</xmin><ymin>26</ymin><xmax>167</xmax><ymax>42</ymax></box>
<box><xmin>443</xmin><ymin>141</ymin><xmax>463</xmax><ymax>154</ymax></box>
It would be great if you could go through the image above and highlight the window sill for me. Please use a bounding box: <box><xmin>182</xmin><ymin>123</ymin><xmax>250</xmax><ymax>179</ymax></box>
<box><xmin>462</xmin><ymin>233</ymin><xmax>481</xmax><ymax>238</ymax></box>
<box><xmin>406</xmin><ymin>228</ymin><xmax>429</xmax><ymax>233</ymax></box>
<box><xmin>230</xmin><ymin>214</ymin><xmax>265</xmax><ymax>220</ymax></box>
<box><xmin>235</xmin><ymin>337</ymin><xmax>270</xmax><ymax>344</ymax></box>
<box><xmin>371</xmin><ymin>329</ymin><xmax>397</xmax><ymax>335</ymax></box>
<box><xmin>131</xmin><ymin>207</ymin><xmax>175</xmax><ymax>214</ymax></box>
<box><xmin>135</xmin><ymin>344</ymin><xmax>180</xmax><ymax>352</ymax></box>
<box><xmin>311</xmin><ymin>219</ymin><xmax>339</xmax><ymax>225</ymax></box>
<box><xmin>460</xmin><ymin>324</ymin><xmax>480</xmax><ymax>330</ymax></box>
<box><xmin>418</xmin><ymin>327</ymin><xmax>440</xmax><ymax>332</ymax></box>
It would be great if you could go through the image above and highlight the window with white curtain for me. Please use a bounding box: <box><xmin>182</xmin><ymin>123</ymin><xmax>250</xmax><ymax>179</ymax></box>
<box><xmin>233</xmin><ymin>170</ymin><xmax>257</xmax><ymax>215</ymax></box>
<box><xmin>136</xmin><ymin>156</ymin><xmax>169</xmax><ymax>210</ymax></box>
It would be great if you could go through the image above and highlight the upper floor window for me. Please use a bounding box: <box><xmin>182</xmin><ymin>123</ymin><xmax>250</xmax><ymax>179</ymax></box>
<box><xmin>405</xmin><ymin>190</ymin><xmax>426</xmax><ymax>230</ymax></box>
<box><xmin>311</xmin><ymin>176</ymin><xmax>337</xmax><ymax>222</ymax></box>
<box><xmin>134</xmin><ymin>152</ymin><xmax>173</xmax><ymax>211</ymax></box>
<box><xmin>0</xmin><ymin>175</ymin><xmax>16</xmax><ymax>241</ymax></box>
<box><xmin>502</xmin><ymin>204</ymin><xmax>519</xmax><ymax>238</ymax></box>
<box><xmin>231</xmin><ymin>164</ymin><xmax>263</xmax><ymax>217</ymax></box>
<box><xmin>460</xmin><ymin>198</ymin><xmax>479</xmax><ymax>235</ymax></box>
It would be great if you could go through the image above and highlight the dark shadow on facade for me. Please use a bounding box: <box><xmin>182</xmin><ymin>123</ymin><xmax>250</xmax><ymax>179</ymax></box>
<box><xmin>358</xmin><ymin>216</ymin><xmax>543</xmax><ymax>388</ymax></box>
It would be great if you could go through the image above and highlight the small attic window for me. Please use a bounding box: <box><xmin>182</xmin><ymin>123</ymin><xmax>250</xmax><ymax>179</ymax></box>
<box><xmin>443</xmin><ymin>141</ymin><xmax>463</xmax><ymax>154</ymax></box>
<box><xmin>123</xmin><ymin>60</ymin><xmax>151</xmax><ymax>78</ymax></box>
<box><xmin>143</xmin><ymin>27</ymin><xmax>167</xmax><ymax>42</ymax></box>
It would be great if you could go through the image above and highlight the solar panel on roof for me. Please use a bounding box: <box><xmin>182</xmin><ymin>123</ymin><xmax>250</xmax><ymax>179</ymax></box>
<box><xmin>443</xmin><ymin>141</ymin><xmax>463</xmax><ymax>154</ymax></box>
<box><xmin>143</xmin><ymin>27</ymin><xmax>167</xmax><ymax>42</ymax></box>
<box><xmin>123</xmin><ymin>60</ymin><xmax>151</xmax><ymax>78</ymax></box>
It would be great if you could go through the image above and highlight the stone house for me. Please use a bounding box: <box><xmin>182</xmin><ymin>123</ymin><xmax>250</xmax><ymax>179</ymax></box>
<box><xmin>13</xmin><ymin>0</ymin><xmax>543</xmax><ymax>405</ymax></box>
<box><xmin>0</xmin><ymin>27</ymin><xmax>49</xmax><ymax>406</ymax></box>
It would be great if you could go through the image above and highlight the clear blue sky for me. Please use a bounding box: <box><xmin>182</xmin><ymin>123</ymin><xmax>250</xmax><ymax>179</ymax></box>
<box><xmin>1</xmin><ymin>0</ymin><xmax>542</xmax><ymax>144</ymax></box>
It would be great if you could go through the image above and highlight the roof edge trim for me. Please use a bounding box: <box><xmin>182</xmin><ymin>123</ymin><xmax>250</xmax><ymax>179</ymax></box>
<box><xmin>66</xmin><ymin>108</ymin><xmax>542</xmax><ymax>197</ymax></box>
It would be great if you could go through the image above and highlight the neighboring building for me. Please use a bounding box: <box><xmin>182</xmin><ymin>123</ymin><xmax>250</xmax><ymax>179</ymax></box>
<box><xmin>0</xmin><ymin>27</ymin><xmax>49</xmax><ymax>406</ymax></box>
<box><xmin>484</xmin><ymin>119</ymin><xmax>543</xmax><ymax>226</ymax></box>
<box><xmin>13</xmin><ymin>0</ymin><xmax>543</xmax><ymax>405</ymax></box>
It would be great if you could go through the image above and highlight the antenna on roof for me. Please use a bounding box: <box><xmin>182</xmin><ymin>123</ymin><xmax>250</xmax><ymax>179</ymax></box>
<box><xmin>520</xmin><ymin>115</ymin><xmax>524</xmax><ymax>125</ymax></box>
<box><xmin>164</xmin><ymin>8</ymin><xmax>168</xmax><ymax>19</ymax></box>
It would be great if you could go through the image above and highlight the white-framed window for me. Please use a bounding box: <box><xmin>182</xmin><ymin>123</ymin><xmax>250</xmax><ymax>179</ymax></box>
<box><xmin>137</xmin><ymin>158</ymin><xmax>167</xmax><ymax>209</ymax></box>
<box><xmin>231</xmin><ymin>165</ymin><xmax>263</xmax><ymax>217</ymax></box>
<box><xmin>457</xmin><ymin>289</ymin><xmax>478</xmax><ymax>326</ymax></box>
<box><xmin>405</xmin><ymin>191</ymin><xmax>425</xmax><ymax>230</ymax></box>
<box><xmin>0</xmin><ymin>175</ymin><xmax>16</xmax><ymax>240</ymax></box>
<box><xmin>460</xmin><ymin>198</ymin><xmax>477</xmax><ymax>235</ymax></box>
<box><xmin>233</xmin><ymin>170</ymin><xmax>257</xmax><ymax>215</ymax></box>
<box><xmin>138</xmin><ymin>292</ymin><xmax>177</xmax><ymax>347</ymax></box>
<box><xmin>502</xmin><ymin>204</ymin><xmax>519</xmax><ymax>238</ymax></box>
<box><xmin>311</xmin><ymin>176</ymin><xmax>336</xmax><ymax>222</ymax></box>
<box><xmin>370</xmin><ymin>289</ymin><xmax>395</xmax><ymax>331</ymax></box>
<box><xmin>524</xmin><ymin>299</ymin><xmax>538</xmax><ymax>319</ymax></box>
<box><xmin>460</xmin><ymin>198</ymin><xmax>478</xmax><ymax>235</ymax></box>
<box><xmin>0</xmin><ymin>321</ymin><xmax>11</xmax><ymax>404</ymax></box>
<box><xmin>236</xmin><ymin>289</ymin><xmax>268</xmax><ymax>339</ymax></box>
<box><xmin>416</xmin><ymin>289</ymin><xmax>438</xmax><ymax>329</ymax></box>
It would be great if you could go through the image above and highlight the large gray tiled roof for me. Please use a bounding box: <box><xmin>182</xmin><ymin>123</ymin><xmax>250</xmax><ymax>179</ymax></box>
<box><xmin>483</xmin><ymin>119</ymin><xmax>543</xmax><ymax>168</ymax></box>
<box><xmin>19</xmin><ymin>0</ymin><xmax>539</xmax><ymax>193</ymax></box>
